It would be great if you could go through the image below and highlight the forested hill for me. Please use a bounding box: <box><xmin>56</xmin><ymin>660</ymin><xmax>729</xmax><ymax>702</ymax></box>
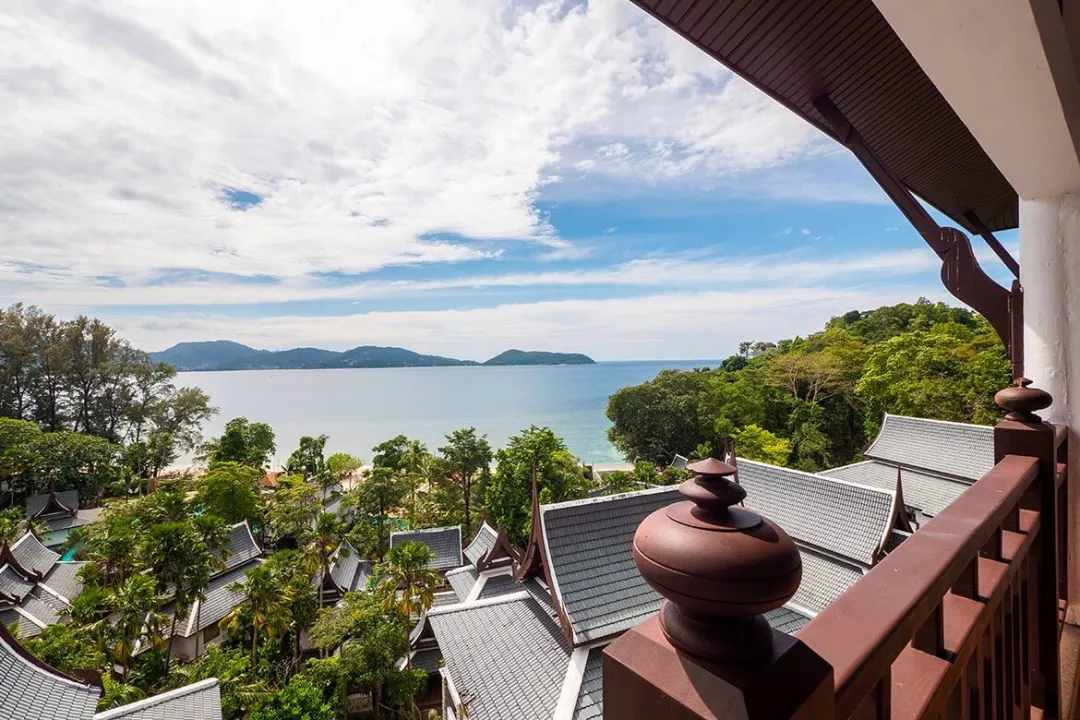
<box><xmin>606</xmin><ymin>299</ymin><xmax>1010</xmax><ymax>472</ymax></box>
<box><xmin>150</xmin><ymin>342</ymin><xmax>595</xmax><ymax>370</ymax></box>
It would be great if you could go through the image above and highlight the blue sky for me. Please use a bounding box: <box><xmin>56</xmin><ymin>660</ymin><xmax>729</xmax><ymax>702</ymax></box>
<box><xmin>0</xmin><ymin>0</ymin><xmax>1016</xmax><ymax>360</ymax></box>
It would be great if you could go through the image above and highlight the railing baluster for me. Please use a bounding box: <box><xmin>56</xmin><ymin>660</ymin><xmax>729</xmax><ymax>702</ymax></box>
<box><xmin>954</xmin><ymin>558</ymin><xmax>979</xmax><ymax>600</ymax></box>
<box><xmin>914</xmin><ymin>602</ymin><xmax>946</xmax><ymax>657</ymax></box>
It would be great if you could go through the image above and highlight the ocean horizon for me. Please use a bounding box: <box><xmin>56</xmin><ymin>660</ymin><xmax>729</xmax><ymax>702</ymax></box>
<box><xmin>178</xmin><ymin>360</ymin><xmax>717</xmax><ymax>466</ymax></box>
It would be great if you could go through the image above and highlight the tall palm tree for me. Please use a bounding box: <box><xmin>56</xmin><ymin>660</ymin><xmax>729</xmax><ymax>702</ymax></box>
<box><xmin>401</xmin><ymin>440</ymin><xmax>428</xmax><ymax>528</ymax></box>
<box><xmin>108</xmin><ymin>574</ymin><xmax>165</xmax><ymax>683</ymax></box>
<box><xmin>374</xmin><ymin>541</ymin><xmax>439</xmax><ymax>630</ymax></box>
<box><xmin>312</xmin><ymin>512</ymin><xmax>343</xmax><ymax>608</ymax></box>
<box><xmin>222</xmin><ymin>563</ymin><xmax>288</xmax><ymax>666</ymax></box>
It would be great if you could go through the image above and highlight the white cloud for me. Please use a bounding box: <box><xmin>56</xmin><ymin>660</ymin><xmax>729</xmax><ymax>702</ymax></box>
<box><xmin>1</xmin><ymin>0</ymin><xmax>830</xmax><ymax>295</ymax></box>
<box><xmin>109</xmin><ymin>283</ymin><xmax>949</xmax><ymax>359</ymax></box>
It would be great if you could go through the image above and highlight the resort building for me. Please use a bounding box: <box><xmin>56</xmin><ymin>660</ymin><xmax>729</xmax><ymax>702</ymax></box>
<box><xmin>0</xmin><ymin>531</ymin><xmax>88</xmax><ymax>639</ymax></box>
<box><xmin>25</xmin><ymin>490</ymin><xmax>103</xmax><ymax>550</ymax></box>
<box><xmin>0</xmin><ymin>620</ymin><xmax>223</xmax><ymax>720</ymax></box>
<box><xmin>315</xmin><ymin>538</ymin><xmax>371</xmax><ymax>608</ymax></box>
<box><xmin>389</xmin><ymin>525</ymin><xmax>464</xmax><ymax>574</ymax></box>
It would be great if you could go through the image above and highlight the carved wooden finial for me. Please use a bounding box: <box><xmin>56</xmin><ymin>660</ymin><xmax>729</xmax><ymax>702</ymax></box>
<box><xmin>995</xmin><ymin>377</ymin><xmax>1053</xmax><ymax>423</ymax></box>
<box><xmin>632</xmin><ymin>458</ymin><xmax>801</xmax><ymax>663</ymax></box>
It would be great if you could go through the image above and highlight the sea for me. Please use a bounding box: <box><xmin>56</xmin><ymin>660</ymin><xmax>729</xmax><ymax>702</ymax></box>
<box><xmin>177</xmin><ymin>360</ymin><xmax>716</xmax><ymax>466</ymax></box>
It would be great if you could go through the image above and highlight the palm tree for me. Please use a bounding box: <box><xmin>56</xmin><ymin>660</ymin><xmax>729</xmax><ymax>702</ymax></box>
<box><xmin>374</xmin><ymin>541</ymin><xmax>439</xmax><ymax>632</ymax></box>
<box><xmin>401</xmin><ymin>440</ymin><xmax>429</xmax><ymax>527</ymax></box>
<box><xmin>222</xmin><ymin>563</ymin><xmax>288</xmax><ymax>666</ymax></box>
<box><xmin>108</xmin><ymin>574</ymin><xmax>165</xmax><ymax>683</ymax></box>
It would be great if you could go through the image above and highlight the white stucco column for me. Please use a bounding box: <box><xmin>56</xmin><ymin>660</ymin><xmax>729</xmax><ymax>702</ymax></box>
<box><xmin>1021</xmin><ymin>192</ymin><xmax>1080</xmax><ymax>606</ymax></box>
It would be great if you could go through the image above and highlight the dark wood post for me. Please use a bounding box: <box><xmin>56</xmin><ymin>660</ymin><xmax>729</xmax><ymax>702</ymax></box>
<box><xmin>994</xmin><ymin>378</ymin><xmax>1059</xmax><ymax>716</ymax></box>
<box><xmin>603</xmin><ymin>458</ymin><xmax>835</xmax><ymax>719</ymax></box>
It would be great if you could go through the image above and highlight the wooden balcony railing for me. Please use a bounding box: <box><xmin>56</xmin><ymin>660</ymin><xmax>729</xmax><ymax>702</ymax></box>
<box><xmin>604</xmin><ymin>381</ymin><xmax>1069</xmax><ymax>720</ymax></box>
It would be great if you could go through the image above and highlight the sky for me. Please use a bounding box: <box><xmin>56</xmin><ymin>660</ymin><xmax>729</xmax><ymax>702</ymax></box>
<box><xmin>0</xmin><ymin>0</ymin><xmax>1018</xmax><ymax>361</ymax></box>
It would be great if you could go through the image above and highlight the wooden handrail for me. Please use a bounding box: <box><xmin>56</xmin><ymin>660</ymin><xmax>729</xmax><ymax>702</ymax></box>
<box><xmin>798</xmin><ymin>454</ymin><xmax>1039</xmax><ymax>717</ymax></box>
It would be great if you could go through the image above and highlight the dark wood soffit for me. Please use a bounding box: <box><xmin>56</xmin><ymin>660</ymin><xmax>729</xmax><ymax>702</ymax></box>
<box><xmin>631</xmin><ymin>0</ymin><xmax>1019</xmax><ymax>233</ymax></box>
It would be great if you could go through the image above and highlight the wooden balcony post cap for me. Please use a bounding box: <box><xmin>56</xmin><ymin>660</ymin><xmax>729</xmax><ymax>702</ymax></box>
<box><xmin>633</xmin><ymin>457</ymin><xmax>802</xmax><ymax>663</ymax></box>
<box><xmin>995</xmin><ymin>377</ymin><xmax>1052</xmax><ymax>422</ymax></box>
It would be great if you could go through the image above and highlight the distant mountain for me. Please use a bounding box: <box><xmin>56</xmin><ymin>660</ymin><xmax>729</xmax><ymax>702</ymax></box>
<box><xmin>150</xmin><ymin>342</ymin><xmax>477</xmax><ymax>371</ymax></box>
<box><xmin>483</xmin><ymin>349</ymin><xmax>595</xmax><ymax>366</ymax></box>
<box><xmin>150</xmin><ymin>342</ymin><xmax>594</xmax><ymax>371</ymax></box>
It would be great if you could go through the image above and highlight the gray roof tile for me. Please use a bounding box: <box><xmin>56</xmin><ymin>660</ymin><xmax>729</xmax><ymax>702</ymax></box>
<box><xmin>41</xmin><ymin>563</ymin><xmax>87</xmax><ymax>603</ymax></box>
<box><xmin>391</xmin><ymin>527</ymin><xmax>462</xmax><ymax>571</ymax></box>
<box><xmin>428</xmin><ymin>595</ymin><xmax>568</xmax><ymax>720</ymax></box>
<box><xmin>169</xmin><ymin>562</ymin><xmax>261</xmax><ymax>637</ymax></box>
<box><xmin>791</xmin><ymin>547</ymin><xmax>864</xmax><ymax>614</ymax></box>
<box><xmin>217</xmin><ymin>522</ymin><xmax>260</xmax><ymax>574</ymax></box>
<box><xmin>0</xmin><ymin>623</ymin><xmax>101</xmax><ymax>719</ymax></box>
<box><xmin>0</xmin><ymin>565</ymin><xmax>35</xmax><ymax>599</ymax></box>
<box><xmin>326</xmin><ymin>539</ymin><xmax>369</xmax><ymax>594</ymax></box>
<box><xmin>865</xmin><ymin>414</ymin><xmax>994</xmax><ymax>482</ymax></box>
<box><xmin>737</xmin><ymin>460</ymin><xmax>893</xmax><ymax>564</ymax></box>
<box><xmin>572</xmin><ymin>647</ymin><xmax>604</xmax><ymax>720</ymax></box>
<box><xmin>20</xmin><ymin>591</ymin><xmax>65</xmax><ymax>627</ymax></box>
<box><xmin>431</xmin><ymin>591</ymin><xmax>460</xmax><ymax>608</ymax></box>
<box><xmin>410</xmin><ymin>647</ymin><xmax>442</xmax><ymax>674</ymax></box>
<box><xmin>93</xmin><ymin>678</ymin><xmax>222</xmax><ymax>719</ymax></box>
<box><xmin>821</xmin><ymin>460</ymin><xmax>971</xmax><ymax>518</ymax></box>
<box><xmin>445</xmin><ymin>567</ymin><xmax>478</xmax><ymax>603</ymax></box>
<box><xmin>464</xmin><ymin>523</ymin><xmax>497</xmax><ymax>567</ymax></box>
<box><xmin>477</xmin><ymin>574</ymin><xmax>519</xmax><ymax>600</ymax></box>
<box><xmin>45</xmin><ymin>508</ymin><xmax>103</xmax><ymax>533</ymax></box>
<box><xmin>1</xmin><ymin>608</ymin><xmax>41</xmax><ymax>639</ymax></box>
<box><xmin>764</xmin><ymin>606</ymin><xmax>811</xmax><ymax>634</ymax></box>
<box><xmin>541</xmin><ymin>487</ymin><xmax>680</xmax><ymax>644</ymax></box>
<box><xmin>12</xmin><ymin>533</ymin><xmax>60</xmax><ymax>577</ymax></box>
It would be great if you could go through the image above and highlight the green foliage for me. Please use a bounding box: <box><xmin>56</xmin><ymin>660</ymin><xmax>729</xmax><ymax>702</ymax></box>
<box><xmin>202</xmin><ymin>417</ymin><xmax>276</xmax><ymax>468</ymax></box>
<box><xmin>732</xmin><ymin>425</ymin><xmax>792</xmax><ymax>466</ymax></box>
<box><xmin>484</xmin><ymin>426</ymin><xmax>588</xmax><ymax>545</ymax></box>
<box><xmin>250</xmin><ymin>675</ymin><xmax>335</xmax><ymax>720</ymax></box>
<box><xmin>606</xmin><ymin>300</ymin><xmax>1010</xmax><ymax>471</ymax></box>
<box><xmin>165</xmin><ymin>645</ymin><xmax>267</xmax><ymax>720</ymax></box>
<box><xmin>23</xmin><ymin>623</ymin><xmax>105</xmax><ymax>675</ymax></box>
<box><xmin>195</xmin><ymin>462</ymin><xmax>264</xmax><ymax>525</ymax></box>
<box><xmin>326</xmin><ymin>452</ymin><xmax>362</xmax><ymax>481</ymax></box>
<box><xmin>266</xmin><ymin>478</ymin><xmax>321</xmax><ymax>548</ymax></box>
<box><xmin>286</xmin><ymin>434</ymin><xmax>328</xmax><ymax>479</ymax></box>
<box><xmin>438</xmin><ymin>427</ymin><xmax>493</xmax><ymax>534</ymax></box>
<box><xmin>374</xmin><ymin>540</ymin><xmax>439</xmax><ymax>619</ymax></box>
<box><xmin>347</xmin><ymin>466</ymin><xmax>408</xmax><ymax>561</ymax></box>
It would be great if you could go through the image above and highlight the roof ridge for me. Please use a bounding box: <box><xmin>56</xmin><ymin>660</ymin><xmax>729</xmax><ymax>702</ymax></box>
<box><xmin>427</xmin><ymin>590</ymin><xmax>530</xmax><ymax>616</ymax></box>
<box><xmin>540</xmin><ymin>485</ymin><xmax>678</xmax><ymax>514</ymax></box>
<box><xmin>93</xmin><ymin>678</ymin><xmax>219</xmax><ymax>719</ymax></box>
<box><xmin>391</xmin><ymin>525</ymin><xmax>461</xmax><ymax>536</ymax></box>
<box><xmin>881</xmin><ymin>413</ymin><xmax>993</xmax><ymax>431</ymax></box>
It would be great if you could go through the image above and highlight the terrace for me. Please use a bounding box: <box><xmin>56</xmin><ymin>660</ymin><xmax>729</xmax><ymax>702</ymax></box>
<box><xmin>602</xmin><ymin>1</ymin><xmax>1080</xmax><ymax>719</ymax></box>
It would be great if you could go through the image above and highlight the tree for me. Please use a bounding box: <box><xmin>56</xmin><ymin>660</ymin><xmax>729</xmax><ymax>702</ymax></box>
<box><xmin>194</xmin><ymin>462</ymin><xmax>264</xmax><ymax>525</ymax></box>
<box><xmin>23</xmin><ymin>623</ymin><xmax>105</xmax><ymax>675</ymax></box>
<box><xmin>731</xmin><ymin>424</ymin><xmax>792</xmax><ymax>466</ymax></box>
<box><xmin>250</xmin><ymin>675</ymin><xmax>335</xmax><ymax>720</ymax></box>
<box><xmin>313</xmin><ymin>512</ymin><xmax>344</xmax><ymax>607</ymax></box>
<box><xmin>265</xmin><ymin>550</ymin><xmax>319</xmax><ymax>672</ymax></box>
<box><xmin>166</xmin><ymin>645</ymin><xmax>267</xmax><ymax>720</ymax></box>
<box><xmin>371</xmin><ymin>435</ymin><xmax>412</xmax><ymax>471</ymax></box>
<box><xmin>326</xmin><ymin>452</ymin><xmax>362</xmax><ymax>484</ymax></box>
<box><xmin>266</xmin><ymin>479</ymin><xmax>321</xmax><ymax>549</ymax></box>
<box><xmin>439</xmin><ymin>427</ymin><xmax>493</xmax><ymax>534</ymax></box>
<box><xmin>108</xmin><ymin>574</ymin><xmax>166</xmax><ymax>683</ymax></box>
<box><xmin>484</xmin><ymin>426</ymin><xmax>587</xmax><ymax>545</ymax></box>
<box><xmin>78</xmin><ymin>508</ymin><xmax>139</xmax><ymax>587</ymax></box>
<box><xmin>373</xmin><ymin>541</ymin><xmax>440</xmax><ymax>623</ymax></box>
<box><xmin>201</xmin><ymin>418</ymin><xmax>276</xmax><ymax>468</ymax></box>
<box><xmin>222</xmin><ymin>563</ymin><xmax>289</xmax><ymax>666</ymax></box>
<box><xmin>308</xmin><ymin>592</ymin><xmax>425</xmax><ymax>720</ymax></box>
<box><xmin>348</xmin><ymin>466</ymin><xmax>407</xmax><ymax>561</ymax></box>
<box><xmin>286</xmin><ymin>435</ymin><xmax>328</xmax><ymax>480</ymax></box>
<box><xmin>141</xmin><ymin>520</ymin><xmax>214</xmax><ymax>667</ymax></box>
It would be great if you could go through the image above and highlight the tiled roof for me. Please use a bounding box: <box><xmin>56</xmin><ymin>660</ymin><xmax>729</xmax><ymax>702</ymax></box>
<box><xmin>20</xmin><ymin>591</ymin><xmax>64</xmax><ymax>627</ymax></box>
<box><xmin>12</xmin><ymin>533</ymin><xmax>60</xmax><ymax>577</ymax></box>
<box><xmin>885</xmin><ymin>530</ymin><xmax>911</xmax><ymax>554</ymax></box>
<box><xmin>390</xmin><ymin>527</ymin><xmax>462</xmax><ymax>571</ymax></box>
<box><xmin>41</xmin><ymin>563</ymin><xmax>87</xmax><ymax>602</ymax></box>
<box><xmin>93</xmin><ymin>678</ymin><xmax>222</xmax><ymax>720</ymax></box>
<box><xmin>572</xmin><ymin>647</ymin><xmax>604</xmax><ymax>720</ymax></box>
<box><xmin>431</xmin><ymin>591</ymin><xmax>460</xmax><ymax>608</ymax></box>
<box><xmin>26</xmin><ymin>491</ymin><xmax>79</xmax><ymax>520</ymax></box>
<box><xmin>791</xmin><ymin>546</ymin><xmax>865</xmax><ymax>614</ymax></box>
<box><xmin>217</xmin><ymin>522</ymin><xmax>260</xmax><ymax>574</ymax></box>
<box><xmin>428</xmin><ymin>595</ymin><xmax>568</xmax><ymax>720</ymax></box>
<box><xmin>171</xmin><ymin>562</ymin><xmax>260</xmax><ymax>637</ymax></box>
<box><xmin>328</xmin><ymin>540</ymin><xmax>369</xmax><ymax>594</ymax></box>
<box><xmin>445</xmin><ymin>566</ymin><xmax>478</xmax><ymax>603</ymax></box>
<box><xmin>0</xmin><ymin>565</ymin><xmax>35</xmax><ymax>599</ymax></box>
<box><xmin>1</xmin><ymin>608</ymin><xmax>37</xmax><ymax>639</ymax></box>
<box><xmin>764</xmin><ymin>606</ymin><xmax>812</xmax><ymax>634</ymax></box>
<box><xmin>865</xmin><ymin>414</ymin><xmax>994</xmax><ymax>482</ymax></box>
<box><xmin>477</xmin><ymin>574</ymin><xmax>519</xmax><ymax>600</ymax></box>
<box><xmin>523</xmin><ymin>578</ymin><xmax>554</xmax><ymax>614</ymax></box>
<box><xmin>541</xmin><ymin>486</ymin><xmax>680</xmax><ymax>644</ymax></box>
<box><xmin>464</xmin><ymin>523</ymin><xmax>497</xmax><ymax>567</ymax></box>
<box><xmin>45</xmin><ymin>508</ymin><xmax>104</xmax><ymax>534</ymax></box>
<box><xmin>410</xmin><ymin>647</ymin><xmax>442</xmax><ymax>674</ymax></box>
<box><xmin>0</xmin><ymin>622</ymin><xmax>101</xmax><ymax>720</ymax></box>
<box><xmin>737</xmin><ymin>460</ymin><xmax>893</xmax><ymax>565</ymax></box>
<box><xmin>821</xmin><ymin>460</ymin><xmax>971</xmax><ymax>518</ymax></box>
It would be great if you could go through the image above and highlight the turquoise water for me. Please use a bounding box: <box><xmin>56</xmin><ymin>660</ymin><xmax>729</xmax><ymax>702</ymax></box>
<box><xmin>61</xmin><ymin>543</ymin><xmax>81</xmax><ymax>561</ymax></box>
<box><xmin>178</xmin><ymin>361</ymin><xmax>715</xmax><ymax>466</ymax></box>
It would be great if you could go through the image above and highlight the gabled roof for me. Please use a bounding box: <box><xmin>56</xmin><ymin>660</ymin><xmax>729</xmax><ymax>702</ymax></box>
<box><xmin>865</xmin><ymin>414</ymin><xmax>994</xmax><ymax>482</ymax></box>
<box><xmin>40</xmin><ymin>562</ymin><xmax>87</xmax><ymax>604</ymax></box>
<box><xmin>822</xmin><ymin>460</ymin><xmax>971</xmax><ymax>518</ymax></box>
<box><xmin>216</xmin><ymin>521</ymin><xmax>261</xmax><ymax>574</ymax></box>
<box><xmin>43</xmin><ymin>508</ymin><xmax>104</xmax><ymax>534</ymax></box>
<box><xmin>93</xmin><ymin>678</ymin><xmax>222</xmax><ymax>720</ymax></box>
<box><xmin>737</xmin><ymin>459</ymin><xmax>895</xmax><ymax>565</ymax></box>
<box><xmin>540</xmin><ymin>486</ymin><xmax>680</xmax><ymax>645</ymax></box>
<box><xmin>427</xmin><ymin>593</ymin><xmax>569</xmax><ymax>720</ymax></box>
<box><xmin>26</xmin><ymin>490</ymin><xmax>79</xmax><ymax>521</ymax></box>
<box><xmin>790</xmin><ymin>547</ymin><xmax>865</xmax><ymax>615</ymax></box>
<box><xmin>11</xmin><ymin>532</ymin><xmax>60</xmax><ymax>577</ymax></box>
<box><xmin>445</xmin><ymin>566</ymin><xmax>478</xmax><ymax>603</ymax></box>
<box><xmin>464</xmin><ymin>523</ymin><xmax>497</xmax><ymax>567</ymax></box>
<box><xmin>317</xmin><ymin>539</ymin><xmax>370</xmax><ymax>604</ymax></box>
<box><xmin>0</xmin><ymin>620</ymin><xmax>101</xmax><ymax>720</ymax></box>
<box><xmin>390</xmin><ymin>526</ymin><xmax>462</xmax><ymax>571</ymax></box>
<box><xmin>169</xmin><ymin>561</ymin><xmax>262</xmax><ymax>638</ymax></box>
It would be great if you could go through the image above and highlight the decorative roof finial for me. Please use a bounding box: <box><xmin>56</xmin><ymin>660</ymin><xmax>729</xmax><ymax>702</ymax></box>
<box><xmin>995</xmin><ymin>377</ymin><xmax>1053</xmax><ymax>423</ymax></box>
<box><xmin>633</xmin><ymin>457</ymin><xmax>801</xmax><ymax>663</ymax></box>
